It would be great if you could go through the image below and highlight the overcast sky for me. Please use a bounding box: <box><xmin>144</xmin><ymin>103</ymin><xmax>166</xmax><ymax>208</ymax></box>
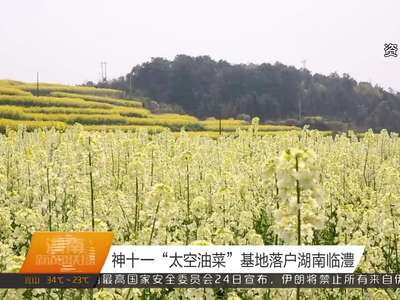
<box><xmin>1</xmin><ymin>0</ymin><xmax>399</xmax><ymax>91</ymax></box>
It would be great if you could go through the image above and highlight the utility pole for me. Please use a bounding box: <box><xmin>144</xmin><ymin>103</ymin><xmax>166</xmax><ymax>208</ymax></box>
<box><xmin>100</xmin><ymin>62</ymin><xmax>108</xmax><ymax>82</ymax></box>
<box><xmin>298</xmin><ymin>59</ymin><xmax>307</xmax><ymax>121</ymax></box>
<box><xmin>36</xmin><ymin>72</ymin><xmax>39</xmax><ymax>97</ymax></box>
<box><xmin>129</xmin><ymin>73</ymin><xmax>133</xmax><ymax>96</ymax></box>
<box><xmin>104</xmin><ymin>62</ymin><xmax>107</xmax><ymax>81</ymax></box>
<box><xmin>301</xmin><ymin>59</ymin><xmax>307</xmax><ymax>70</ymax></box>
<box><xmin>219</xmin><ymin>104</ymin><xmax>222</xmax><ymax>136</ymax></box>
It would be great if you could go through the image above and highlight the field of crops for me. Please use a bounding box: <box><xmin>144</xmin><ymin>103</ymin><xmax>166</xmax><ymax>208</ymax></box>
<box><xmin>0</xmin><ymin>125</ymin><xmax>398</xmax><ymax>299</ymax></box>
<box><xmin>0</xmin><ymin>81</ymin><xmax>300</xmax><ymax>134</ymax></box>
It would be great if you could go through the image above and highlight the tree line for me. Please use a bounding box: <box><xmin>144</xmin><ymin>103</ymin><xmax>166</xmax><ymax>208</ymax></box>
<box><xmin>93</xmin><ymin>55</ymin><xmax>400</xmax><ymax>131</ymax></box>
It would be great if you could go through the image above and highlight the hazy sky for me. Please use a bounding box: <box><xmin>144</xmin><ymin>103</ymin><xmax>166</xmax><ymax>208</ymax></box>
<box><xmin>1</xmin><ymin>0</ymin><xmax>399</xmax><ymax>91</ymax></box>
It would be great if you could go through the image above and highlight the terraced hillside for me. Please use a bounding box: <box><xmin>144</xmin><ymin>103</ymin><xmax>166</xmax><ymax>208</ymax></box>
<box><xmin>0</xmin><ymin>80</ymin><xmax>300</xmax><ymax>135</ymax></box>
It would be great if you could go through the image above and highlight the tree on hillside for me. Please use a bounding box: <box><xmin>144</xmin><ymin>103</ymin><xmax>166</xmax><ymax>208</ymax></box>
<box><xmin>96</xmin><ymin>55</ymin><xmax>400</xmax><ymax>131</ymax></box>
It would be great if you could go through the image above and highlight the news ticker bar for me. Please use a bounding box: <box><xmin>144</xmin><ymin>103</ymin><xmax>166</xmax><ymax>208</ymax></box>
<box><xmin>4</xmin><ymin>273</ymin><xmax>400</xmax><ymax>289</ymax></box>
